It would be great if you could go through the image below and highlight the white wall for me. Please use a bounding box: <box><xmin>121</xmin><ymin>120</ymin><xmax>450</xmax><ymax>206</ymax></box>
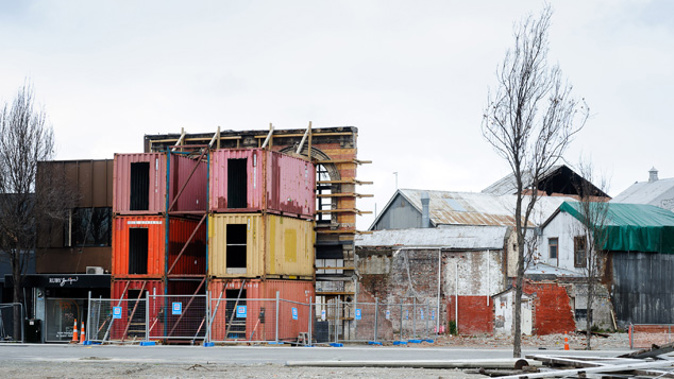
<box><xmin>444</xmin><ymin>250</ymin><xmax>505</xmax><ymax>297</ymax></box>
<box><xmin>538</xmin><ymin>212</ymin><xmax>587</xmax><ymax>274</ymax></box>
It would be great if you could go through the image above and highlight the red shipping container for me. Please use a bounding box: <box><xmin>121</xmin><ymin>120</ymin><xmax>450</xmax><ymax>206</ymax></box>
<box><xmin>113</xmin><ymin>152</ymin><xmax>207</xmax><ymax>215</ymax></box>
<box><xmin>209</xmin><ymin>149</ymin><xmax>315</xmax><ymax>219</ymax></box>
<box><xmin>208</xmin><ymin>279</ymin><xmax>314</xmax><ymax>342</ymax></box>
<box><xmin>109</xmin><ymin>279</ymin><xmax>165</xmax><ymax>341</ymax></box>
<box><xmin>112</xmin><ymin>216</ymin><xmax>206</xmax><ymax>278</ymax></box>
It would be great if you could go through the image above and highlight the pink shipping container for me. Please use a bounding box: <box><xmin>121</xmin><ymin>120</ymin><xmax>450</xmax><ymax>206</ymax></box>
<box><xmin>208</xmin><ymin>279</ymin><xmax>314</xmax><ymax>342</ymax></box>
<box><xmin>113</xmin><ymin>152</ymin><xmax>207</xmax><ymax>215</ymax></box>
<box><xmin>209</xmin><ymin>149</ymin><xmax>315</xmax><ymax>219</ymax></box>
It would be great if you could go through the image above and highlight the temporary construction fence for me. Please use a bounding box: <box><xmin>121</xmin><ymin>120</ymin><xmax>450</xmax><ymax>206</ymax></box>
<box><xmin>0</xmin><ymin>303</ymin><xmax>23</xmax><ymax>343</ymax></box>
<box><xmin>86</xmin><ymin>293</ymin><xmax>439</xmax><ymax>345</ymax></box>
<box><xmin>629</xmin><ymin>324</ymin><xmax>674</xmax><ymax>349</ymax></box>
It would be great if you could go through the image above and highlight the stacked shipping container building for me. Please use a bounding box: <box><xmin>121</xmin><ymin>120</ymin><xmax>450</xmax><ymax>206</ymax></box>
<box><xmin>207</xmin><ymin>148</ymin><xmax>315</xmax><ymax>342</ymax></box>
<box><xmin>111</xmin><ymin>147</ymin><xmax>316</xmax><ymax>342</ymax></box>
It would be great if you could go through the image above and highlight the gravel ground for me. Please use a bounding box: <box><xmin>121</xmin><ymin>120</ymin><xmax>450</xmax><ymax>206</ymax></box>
<box><xmin>2</xmin><ymin>333</ymin><xmax>630</xmax><ymax>378</ymax></box>
<box><xmin>2</xmin><ymin>361</ymin><xmax>486</xmax><ymax>379</ymax></box>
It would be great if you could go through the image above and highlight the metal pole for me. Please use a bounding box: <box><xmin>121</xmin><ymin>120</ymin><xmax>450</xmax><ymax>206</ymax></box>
<box><xmin>205</xmin><ymin>290</ymin><xmax>210</xmax><ymax>344</ymax></box>
<box><xmin>437</xmin><ymin>248</ymin><xmax>441</xmax><ymax>336</ymax></box>
<box><xmin>275</xmin><ymin>291</ymin><xmax>280</xmax><ymax>343</ymax></box>
<box><xmin>413</xmin><ymin>297</ymin><xmax>417</xmax><ymax>338</ymax></box>
<box><xmin>400</xmin><ymin>301</ymin><xmax>404</xmax><ymax>341</ymax></box>
<box><xmin>374</xmin><ymin>297</ymin><xmax>378</xmax><ymax>342</ymax></box>
<box><xmin>425</xmin><ymin>302</ymin><xmax>429</xmax><ymax>338</ymax></box>
<box><xmin>455</xmin><ymin>259</ymin><xmax>459</xmax><ymax>335</ymax></box>
<box><xmin>87</xmin><ymin>291</ymin><xmax>92</xmax><ymax>343</ymax></box>
<box><xmin>145</xmin><ymin>291</ymin><xmax>150</xmax><ymax>342</ymax></box>
<box><xmin>334</xmin><ymin>296</ymin><xmax>340</xmax><ymax>343</ymax></box>
<box><xmin>307</xmin><ymin>297</ymin><xmax>312</xmax><ymax>346</ymax></box>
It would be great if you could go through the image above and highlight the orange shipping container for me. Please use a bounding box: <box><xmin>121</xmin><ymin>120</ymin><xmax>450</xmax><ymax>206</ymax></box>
<box><xmin>208</xmin><ymin>214</ymin><xmax>315</xmax><ymax>278</ymax></box>
<box><xmin>208</xmin><ymin>279</ymin><xmax>314</xmax><ymax>342</ymax></box>
<box><xmin>112</xmin><ymin>216</ymin><xmax>206</xmax><ymax>278</ymax></box>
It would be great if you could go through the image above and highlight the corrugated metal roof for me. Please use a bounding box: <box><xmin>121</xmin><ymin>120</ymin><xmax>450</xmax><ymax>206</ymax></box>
<box><xmin>356</xmin><ymin>225</ymin><xmax>509</xmax><ymax>250</ymax></box>
<box><xmin>398</xmin><ymin>189</ymin><xmax>574</xmax><ymax>227</ymax></box>
<box><xmin>611</xmin><ymin>177</ymin><xmax>674</xmax><ymax>210</ymax></box>
<box><xmin>482</xmin><ymin>165</ymin><xmax>565</xmax><ymax>195</ymax></box>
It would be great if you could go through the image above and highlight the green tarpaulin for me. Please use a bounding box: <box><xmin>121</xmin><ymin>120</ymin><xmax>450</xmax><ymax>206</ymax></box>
<box><xmin>559</xmin><ymin>202</ymin><xmax>674</xmax><ymax>254</ymax></box>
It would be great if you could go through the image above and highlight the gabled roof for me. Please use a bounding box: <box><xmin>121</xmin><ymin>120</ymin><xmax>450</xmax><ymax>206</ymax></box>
<box><xmin>482</xmin><ymin>164</ymin><xmax>609</xmax><ymax>198</ymax></box>
<box><xmin>557</xmin><ymin>201</ymin><xmax>674</xmax><ymax>254</ymax></box>
<box><xmin>611</xmin><ymin>177</ymin><xmax>674</xmax><ymax>210</ymax></box>
<box><xmin>369</xmin><ymin>189</ymin><xmax>576</xmax><ymax>229</ymax></box>
<box><xmin>356</xmin><ymin>225</ymin><xmax>509</xmax><ymax>250</ymax></box>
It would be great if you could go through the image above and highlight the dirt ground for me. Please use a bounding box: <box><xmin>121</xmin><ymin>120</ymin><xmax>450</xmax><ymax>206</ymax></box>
<box><xmin>3</xmin><ymin>333</ymin><xmax>630</xmax><ymax>378</ymax></box>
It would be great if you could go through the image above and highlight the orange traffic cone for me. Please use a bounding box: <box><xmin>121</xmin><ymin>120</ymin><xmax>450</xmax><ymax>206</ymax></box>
<box><xmin>79</xmin><ymin>322</ymin><xmax>86</xmax><ymax>344</ymax></box>
<box><xmin>71</xmin><ymin>319</ymin><xmax>79</xmax><ymax>343</ymax></box>
<box><xmin>564</xmin><ymin>332</ymin><xmax>570</xmax><ymax>350</ymax></box>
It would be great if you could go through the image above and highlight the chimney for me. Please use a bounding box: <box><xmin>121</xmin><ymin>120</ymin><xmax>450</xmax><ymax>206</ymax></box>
<box><xmin>649</xmin><ymin>167</ymin><xmax>659</xmax><ymax>183</ymax></box>
<box><xmin>421</xmin><ymin>192</ymin><xmax>430</xmax><ymax>228</ymax></box>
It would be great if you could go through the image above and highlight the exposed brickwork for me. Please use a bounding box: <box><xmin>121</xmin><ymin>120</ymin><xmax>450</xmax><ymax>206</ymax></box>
<box><xmin>524</xmin><ymin>281</ymin><xmax>575</xmax><ymax>335</ymax></box>
<box><xmin>447</xmin><ymin>296</ymin><xmax>494</xmax><ymax>335</ymax></box>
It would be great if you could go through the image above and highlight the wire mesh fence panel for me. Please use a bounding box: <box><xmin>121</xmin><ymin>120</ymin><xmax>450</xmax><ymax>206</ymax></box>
<box><xmin>149</xmin><ymin>294</ymin><xmax>207</xmax><ymax>342</ymax></box>
<box><xmin>209</xmin><ymin>298</ymin><xmax>278</xmax><ymax>343</ymax></box>
<box><xmin>0</xmin><ymin>303</ymin><xmax>23</xmax><ymax>342</ymax></box>
<box><xmin>278</xmin><ymin>299</ymin><xmax>311</xmax><ymax>344</ymax></box>
<box><xmin>88</xmin><ymin>298</ymin><xmax>147</xmax><ymax>344</ymax></box>
<box><xmin>630</xmin><ymin>324</ymin><xmax>674</xmax><ymax>349</ymax></box>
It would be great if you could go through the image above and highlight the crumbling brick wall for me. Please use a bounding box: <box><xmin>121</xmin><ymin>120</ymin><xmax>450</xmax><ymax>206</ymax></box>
<box><xmin>524</xmin><ymin>281</ymin><xmax>575</xmax><ymax>334</ymax></box>
<box><xmin>447</xmin><ymin>296</ymin><xmax>494</xmax><ymax>335</ymax></box>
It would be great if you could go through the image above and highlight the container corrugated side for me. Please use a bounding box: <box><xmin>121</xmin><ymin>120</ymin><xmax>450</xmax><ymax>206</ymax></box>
<box><xmin>267</xmin><ymin>151</ymin><xmax>315</xmax><ymax>219</ymax></box>
<box><xmin>110</xmin><ymin>279</ymin><xmax>165</xmax><ymax>340</ymax></box>
<box><xmin>208</xmin><ymin>214</ymin><xmax>314</xmax><ymax>278</ymax></box>
<box><xmin>113</xmin><ymin>153</ymin><xmax>167</xmax><ymax>214</ymax></box>
<box><xmin>209</xmin><ymin>149</ymin><xmax>264</xmax><ymax>212</ymax></box>
<box><xmin>167</xmin><ymin>218</ymin><xmax>207</xmax><ymax>276</ymax></box>
<box><xmin>112</xmin><ymin>216</ymin><xmax>166</xmax><ymax>278</ymax></box>
<box><xmin>208</xmin><ymin>279</ymin><xmax>314</xmax><ymax>341</ymax></box>
<box><xmin>168</xmin><ymin>154</ymin><xmax>208</xmax><ymax>212</ymax></box>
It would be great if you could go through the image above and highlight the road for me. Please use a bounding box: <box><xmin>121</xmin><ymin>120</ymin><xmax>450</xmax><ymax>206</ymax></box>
<box><xmin>0</xmin><ymin>343</ymin><xmax>631</xmax><ymax>365</ymax></box>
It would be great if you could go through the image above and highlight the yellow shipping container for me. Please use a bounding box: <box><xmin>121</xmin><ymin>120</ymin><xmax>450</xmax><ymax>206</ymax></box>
<box><xmin>208</xmin><ymin>213</ymin><xmax>315</xmax><ymax>278</ymax></box>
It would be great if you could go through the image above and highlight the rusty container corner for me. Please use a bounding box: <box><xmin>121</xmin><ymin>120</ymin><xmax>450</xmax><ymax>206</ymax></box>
<box><xmin>208</xmin><ymin>213</ymin><xmax>315</xmax><ymax>278</ymax></box>
<box><xmin>208</xmin><ymin>278</ymin><xmax>314</xmax><ymax>342</ymax></box>
<box><xmin>113</xmin><ymin>153</ymin><xmax>207</xmax><ymax>215</ymax></box>
<box><xmin>112</xmin><ymin>215</ymin><xmax>207</xmax><ymax>278</ymax></box>
<box><xmin>209</xmin><ymin>149</ymin><xmax>315</xmax><ymax>219</ymax></box>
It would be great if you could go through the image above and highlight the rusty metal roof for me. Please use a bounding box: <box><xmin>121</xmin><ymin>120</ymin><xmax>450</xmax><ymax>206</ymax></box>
<box><xmin>398</xmin><ymin>189</ymin><xmax>575</xmax><ymax>227</ymax></box>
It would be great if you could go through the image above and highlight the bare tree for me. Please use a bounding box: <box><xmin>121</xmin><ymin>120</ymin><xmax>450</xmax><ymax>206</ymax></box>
<box><xmin>482</xmin><ymin>6</ymin><xmax>588</xmax><ymax>357</ymax></box>
<box><xmin>0</xmin><ymin>81</ymin><xmax>65</xmax><ymax>340</ymax></box>
<box><xmin>570</xmin><ymin>161</ymin><xmax>610</xmax><ymax>350</ymax></box>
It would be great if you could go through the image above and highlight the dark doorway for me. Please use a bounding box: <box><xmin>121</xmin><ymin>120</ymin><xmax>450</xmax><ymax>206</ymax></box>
<box><xmin>127</xmin><ymin>289</ymin><xmax>146</xmax><ymax>338</ymax></box>
<box><xmin>130</xmin><ymin>162</ymin><xmax>150</xmax><ymax>210</ymax></box>
<box><xmin>129</xmin><ymin>228</ymin><xmax>149</xmax><ymax>274</ymax></box>
<box><xmin>226</xmin><ymin>224</ymin><xmax>247</xmax><ymax>269</ymax></box>
<box><xmin>227</xmin><ymin>158</ymin><xmax>247</xmax><ymax>208</ymax></box>
<box><xmin>226</xmin><ymin>289</ymin><xmax>247</xmax><ymax>339</ymax></box>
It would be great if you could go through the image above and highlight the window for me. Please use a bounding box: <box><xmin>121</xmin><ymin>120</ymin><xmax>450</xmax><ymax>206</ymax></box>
<box><xmin>574</xmin><ymin>236</ymin><xmax>587</xmax><ymax>268</ymax></box>
<box><xmin>548</xmin><ymin>238</ymin><xmax>558</xmax><ymax>260</ymax></box>
<box><xmin>66</xmin><ymin>207</ymin><xmax>112</xmax><ymax>247</ymax></box>
<box><xmin>128</xmin><ymin>228</ymin><xmax>148</xmax><ymax>274</ymax></box>
<box><xmin>227</xmin><ymin>158</ymin><xmax>247</xmax><ymax>208</ymax></box>
<box><xmin>316</xmin><ymin>164</ymin><xmax>332</xmax><ymax>224</ymax></box>
<box><xmin>130</xmin><ymin>162</ymin><xmax>150</xmax><ymax>211</ymax></box>
<box><xmin>226</xmin><ymin>224</ymin><xmax>247</xmax><ymax>271</ymax></box>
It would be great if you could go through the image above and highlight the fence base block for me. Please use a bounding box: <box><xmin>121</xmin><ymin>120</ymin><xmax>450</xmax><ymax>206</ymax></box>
<box><xmin>268</xmin><ymin>341</ymin><xmax>285</xmax><ymax>345</ymax></box>
<box><xmin>368</xmin><ymin>341</ymin><xmax>382</xmax><ymax>346</ymax></box>
<box><xmin>393</xmin><ymin>341</ymin><xmax>407</xmax><ymax>345</ymax></box>
<box><xmin>329</xmin><ymin>343</ymin><xmax>343</xmax><ymax>347</ymax></box>
<box><xmin>408</xmin><ymin>339</ymin><xmax>423</xmax><ymax>344</ymax></box>
<box><xmin>203</xmin><ymin>342</ymin><xmax>215</xmax><ymax>347</ymax></box>
<box><xmin>140</xmin><ymin>341</ymin><xmax>156</xmax><ymax>346</ymax></box>
<box><xmin>423</xmin><ymin>339</ymin><xmax>435</xmax><ymax>343</ymax></box>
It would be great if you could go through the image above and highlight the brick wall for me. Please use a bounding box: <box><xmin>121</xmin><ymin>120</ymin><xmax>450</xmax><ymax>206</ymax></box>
<box><xmin>524</xmin><ymin>281</ymin><xmax>575</xmax><ymax>335</ymax></box>
<box><xmin>447</xmin><ymin>296</ymin><xmax>494</xmax><ymax>335</ymax></box>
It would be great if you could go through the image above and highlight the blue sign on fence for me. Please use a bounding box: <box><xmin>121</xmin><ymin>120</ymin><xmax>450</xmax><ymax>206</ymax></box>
<box><xmin>385</xmin><ymin>310</ymin><xmax>390</xmax><ymax>320</ymax></box>
<box><xmin>112</xmin><ymin>306</ymin><xmax>122</xmax><ymax>319</ymax></box>
<box><xmin>321</xmin><ymin>309</ymin><xmax>326</xmax><ymax>321</ymax></box>
<box><xmin>431</xmin><ymin>310</ymin><xmax>435</xmax><ymax>321</ymax></box>
<box><xmin>236</xmin><ymin>305</ymin><xmax>247</xmax><ymax>318</ymax></box>
<box><xmin>291</xmin><ymin>307</ymin><xmax>298</xmax><ymax>320</ymax></box>
<box><xmin>406</xmin><ymin>310</ymin><xmax>409</xmax><ymax>320</ymax></box>
<box><xmin>420</xmin><ymin>309</ymin><xmax>424</xmax><ymax>320</ymax></box>
<box><xmin>172</xmin><ymin>302</ymin><xmax>182</xmax><ymax>315</ymax></box>
<box><xmin>355</xmin><ymin>309</ymin><xmax>362</xmax><ymax>320</ymax></box>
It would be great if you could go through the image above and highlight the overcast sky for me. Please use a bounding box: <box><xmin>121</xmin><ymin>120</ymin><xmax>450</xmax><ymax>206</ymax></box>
<box><xmin>1</xmin><ymin>0</ymin><xmax>671</xmax><ymax>229</ymax></box>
